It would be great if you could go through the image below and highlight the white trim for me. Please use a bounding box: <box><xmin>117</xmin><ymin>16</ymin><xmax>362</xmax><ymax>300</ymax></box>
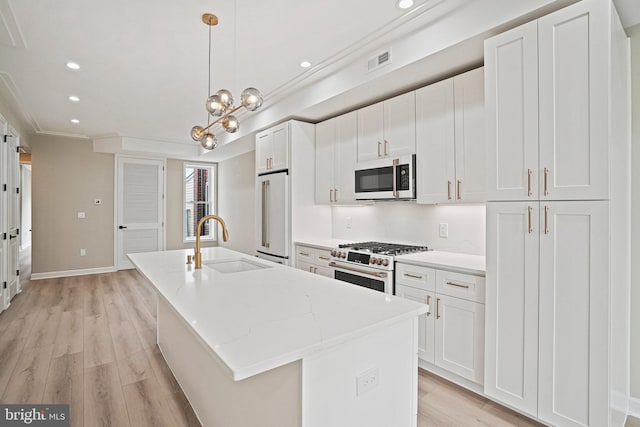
<box><xmin>182</xmin><ymin>162</ymin><xmax>218</xmax><ymax>243</ymax></box>
<box><xmin>629</xmin><ymin>396</ymin><xmax>640</xmax><ymax>419</ymax></box>
<box><xmin>31</xmin><ymin>266</ymin><xmax>117</xmax><ymax>280</ymax></box>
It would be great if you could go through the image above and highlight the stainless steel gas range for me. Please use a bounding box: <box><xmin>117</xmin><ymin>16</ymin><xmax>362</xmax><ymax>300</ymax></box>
<box><xmin>329</xmin><ymin>242</ymin><xmax>429</xmax><ymax>294</ymax></box>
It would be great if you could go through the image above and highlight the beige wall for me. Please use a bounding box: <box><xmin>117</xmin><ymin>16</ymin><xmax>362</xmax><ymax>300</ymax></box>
<box><xmin>31</xmin><ymin>135</ymin><xmax>114</xmax><ymax>274</ymax></box>
<box><xmin>165</xmin><ymin>159</ymin><xmax>218</xmax><ymax>251</ymax></box>
<box><xmin>629</xmin><ymin>23</ymin><xmax>640</xmax><ymax>400</ymax></box>
<box><xmin>217</xmin><ymin>150</ymin><xmax>255</xmax><ymax>256</ymax></box>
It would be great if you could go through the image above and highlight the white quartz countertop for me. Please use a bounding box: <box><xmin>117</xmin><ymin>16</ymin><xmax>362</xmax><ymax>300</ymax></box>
<box><xmin>129</xmin><ymin>247</ymin><xmax>427</xmax><ymax>381</ymax></box>
<box><xmin>395</xmin><ymin>251</ymin><xmax>486</xmax><ymax>276</ymax></box>
<box><xmin>293</xmin><ymin>239</ymin><xmax>354</xmax><ymax>250</ymax></box>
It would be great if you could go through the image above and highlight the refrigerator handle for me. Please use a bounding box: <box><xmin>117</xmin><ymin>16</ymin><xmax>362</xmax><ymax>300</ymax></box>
<box><xmin>264</xmin><ymin>180</ymin><xmax>270</xmax><ymax>248</ymax></box>
<box><xmin>261</xmin><ymin>180</ymin><xmax>267</xmax><ymax>247</ymax></box>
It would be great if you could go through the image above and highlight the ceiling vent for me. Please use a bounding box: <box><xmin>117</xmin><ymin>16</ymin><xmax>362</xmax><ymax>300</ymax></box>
<box><xmin>367</xmin><ymin>49</ymin><xmax>392</xmax><ymax>72</ymax></box>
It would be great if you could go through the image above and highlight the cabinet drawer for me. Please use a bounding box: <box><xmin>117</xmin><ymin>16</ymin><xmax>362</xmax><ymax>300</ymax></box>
<box><xmin>296</xmin><ymin>260</ymin><xmax>315</xmax><ymax>274</ymax></box>
<box><xmin>315</xmin><ymin>249</ymin><xmax>332</xmax><ymax>267</ymax></box>
<box><xmin>295</xmin><ymin>246</ymin><xmax>315</xmax><ymax>263</ymax></box>
<box><xmin>315</xmin><ymin>265</ymin><xmax>334</xmax><ymax>279</ymax></box>
<box><xmin>435</xmin><ymin>270</ymin><xmax>485</xmax><ymax>303</ymax></box>
<box><xmin>395</xmin><ymin>263</ymin><xmax>436</xmax><ymax>292</ymax></box>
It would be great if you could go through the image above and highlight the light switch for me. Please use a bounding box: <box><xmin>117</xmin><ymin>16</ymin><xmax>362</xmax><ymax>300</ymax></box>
<box><xmin>77</xmin><ymin>212</ymin><xmax>86</xmax><ymax>219</ymax></box>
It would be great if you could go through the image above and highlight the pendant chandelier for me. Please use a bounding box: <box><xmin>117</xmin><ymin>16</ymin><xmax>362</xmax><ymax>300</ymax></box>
<box><xmin>190</xmin><ymin>13</ymin><xmax>263</xmax><ymax>150</ymax></box>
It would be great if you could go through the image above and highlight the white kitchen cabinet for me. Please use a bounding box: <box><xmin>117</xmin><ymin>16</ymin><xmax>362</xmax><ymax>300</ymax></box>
<box><xmin>485</xmin><ymin>202</ymin><xmax>540</xmax><ymax>417</ymax></box>
<box><xmin>416</xmin><ymin>68</ymin><xmax>485</xmax><ymax>204</ymax></box>
<box><xmin>396</xmin><ymin>262</ymin><xmax>484</xmax><ymax>384</ymax></box>
<box><xmin>357</xmin><ymin>91</ymin><xmax>415</xmax><ymax>163</ymax></box>
<box><xmin>434</xmin><ymin>293</ymin><xmax>484</xmax><ymax>385</ymax></box>
<box><xmin>256</xmin><ymin>122</ymin><xmax>289</xmax><ymax>174</ymax></box>
<box><xmin>538</xmin><ymin>201</ymin><xmax>609</xmax><ymax>427</ymax></box>
<box><xmin>315</xmin><ymin>111</ymin><xmax>357</xmax><ymax>205</ymax></box>
<box><xmin>486</xmin><ymin>0</ymin><xmax>609</xmax><ymax>201</ymax></box>
<box><xmin>294</xmin><ymin>244</ymin><xmax>334</xmax><ymax>279</ymax></box>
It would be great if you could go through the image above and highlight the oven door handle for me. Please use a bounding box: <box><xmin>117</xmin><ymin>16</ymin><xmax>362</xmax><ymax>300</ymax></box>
<box><xmin>329</xmin><ymin>262</ymin><xmax>388</xmax><ymax>278</ymax></box>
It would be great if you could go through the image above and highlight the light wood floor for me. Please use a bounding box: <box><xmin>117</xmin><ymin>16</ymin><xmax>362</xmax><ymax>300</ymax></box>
<box><xmin>1</xmin><ymin>253</ymin><xmax>638</xmax><ymax>427</ymax></box>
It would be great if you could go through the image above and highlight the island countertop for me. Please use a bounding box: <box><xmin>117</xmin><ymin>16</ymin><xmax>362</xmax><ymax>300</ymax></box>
<box><xmin>129</xmin><ymin>247</ymin><xmax>427</xmax><ymax>381</ymax></box>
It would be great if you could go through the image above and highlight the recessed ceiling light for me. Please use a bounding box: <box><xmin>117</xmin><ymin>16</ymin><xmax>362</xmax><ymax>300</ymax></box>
<box><xmin>300</xmin><ymin>61</ymin><xmax>311</xmax><ymax>68</ymax></box>
<box><xmin>70</xmin><ymin>118</ymin><xmax>80</xmax><ymax>124</ymax></box>
<box><xmin>68</xmin><ymin>95</ymin><xmax>80</xmax><ymax>102</ymax></box>
<box><xmin>66</xmin><ymin>61</ymin><xmax>80</xmax><ymax>70</ymax></box>
<box><xmin>397</xmin><ymin>0</ymin><xmax>414</xmax><ymax>9</ymax></box>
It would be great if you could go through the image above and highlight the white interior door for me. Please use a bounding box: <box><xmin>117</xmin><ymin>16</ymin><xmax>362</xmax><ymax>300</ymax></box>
<box><xmin>6</xmin><ymin>127</ymin><xmax>20</xmax><ymax>299</ymax></box>
<box><xmin>0</xmin><ymin>114</ymin><xmax>7</xmax><ymax>311</ymax></box>
<box><xmin>116</xmin><ymin>157</ymin><xmax>165</xmax><ymax>270</ymax></box>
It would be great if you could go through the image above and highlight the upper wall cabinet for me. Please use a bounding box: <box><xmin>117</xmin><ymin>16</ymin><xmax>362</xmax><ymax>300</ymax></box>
<box><xmin>256</xmin><ymin>122</ymin><xmax>289</xmax><ymax>174</ymax></box>
<box><xmin>315</xmin><ymin>111</ymin><xmax>358</xmax><ymax>204</ymax></box>
<box><xmin>357</xmin><ymin>91</ymin><xmax>416</xmax><ymax>163</ymax></box>
<box><xmin>486</xmin><ymin>1</ymin><xmax>609</xmax><ymax>201</ymax></box>
<box><xmin>416</xmin><ymin>67</ymin><xmax>485</xmax><ymax>204</ymax></box>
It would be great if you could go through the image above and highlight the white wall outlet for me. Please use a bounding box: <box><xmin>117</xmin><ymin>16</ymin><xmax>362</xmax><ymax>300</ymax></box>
<box><xmin>346</xmin><ymin>216</ymin><xmax>352</xmax><ymax>229</ymax></box>
<box><xmin>356</xmin><ymin>367</ymin><xmax>379</xmax><ymax>396</ymax></box>
<box><xmin>80</xmin><ymin>249</ymin><xmax>86</xmax><ymax>256</ymax></box>
<box><xmin>94</xmin><ymin>199</ymin><xmax>102</xmax><ymax>205</ymax></box>
<box><xmin>439</xmin><ymin>223</ymin><xmax>449</xmax><ymax>238</ymax></box>
<box><xmin>77</xmin><ymin>211</ymin><xmax>86</xmax><ymax>219</ymax></box>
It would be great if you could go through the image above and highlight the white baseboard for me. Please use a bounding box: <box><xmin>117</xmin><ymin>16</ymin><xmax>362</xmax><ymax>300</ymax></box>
<box><xmin>31</xmin><ymin>266</ymin><xmax>117</xmax><ymax>280</ymax></box>
<box><xmin>629</xmin><ymin>396</ymin><xmax>640</xmax><ymax>419</ymax></box>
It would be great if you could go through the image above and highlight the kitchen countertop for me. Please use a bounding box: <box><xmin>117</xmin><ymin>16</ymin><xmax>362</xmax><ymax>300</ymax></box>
<box><xmin>129</xmin><ymin>247</ymin><xmax>427</xmax><ymax>381</ymax></box>
<box><xmin>395</xmin><ymin>251</ymin><xmax>486</xmax><ymax>276</ymax></box>
<box><xmin>294</xmin><ymin>238</ymin><xmax>354</xmax><ymax>250</ymax></box>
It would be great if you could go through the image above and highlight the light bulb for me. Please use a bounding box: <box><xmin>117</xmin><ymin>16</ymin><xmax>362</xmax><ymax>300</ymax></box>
<box><xmin>190</xmin><ymin>126</ymin><xmax>205</xmax><ymax>141</ymax></box>
<box><xmin>206</xmin><ymin>95</ymin><xmax>226</xmax><ymax>116</ymax></box>
<box><xmin>201</xmin><ymin>133</ymin><xmax>217</xmax><ymax>150</ymax></box>
<box><xmin>241</xmin><ymin>87</ymin><xmax>263</xmax><ymax>111</ymax></box>
<box><xmin>216</xmin><ymin>89</ymin><xmax>234</xmax><ymax>108</ymax></box>
<box><xmin>223</xmin><ymin>115</ymin><xmax>239</xmax><ymax>133</ymax></box>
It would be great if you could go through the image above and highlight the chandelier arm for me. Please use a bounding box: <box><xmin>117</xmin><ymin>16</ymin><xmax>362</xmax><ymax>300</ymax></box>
<box><xmin>200</xmin><ymin>104</ymin><xmax>243</xmax><ymax>133</ymax></box>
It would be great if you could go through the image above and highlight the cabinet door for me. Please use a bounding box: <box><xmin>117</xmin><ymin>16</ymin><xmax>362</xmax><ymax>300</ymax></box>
<box><xmin>334</xmin><ymin>111</ymin><xmax>358</xmax><ymax>203</ymax></box>
<box><xmin>357</xmin><ymin>102</ymin><xmax>384</xmax><ymax>163</ymax></box>
<box><xmin>255</xmin><ymin>131</ymin><xmax>272</xmax><ymax>174</ymax></box>
<box><xmin>315</xmin><ymin>266</ymin><xmax>334</xmax><ymax>279</ymax></box>
<box><xmin>453</xmin><ymin>68</ymin><xmax>486</xmax><ymax>202</ymax></box>
<box><xmin>270</xmin><ymin>123</ymin><xmax>290</xmax><ymax>172</ymax></box>
<box><xmin>415</xmin><ymin>78</ymin><xmax>455</xmax><ymax>204</ymax></box>
<box><xmin>396</xmin><ymin>285</ymin><xmax>435</xmax><ymax>364</ymax></box>
<box><xmin>296</xmin><ymin>260</ymin><xmax>316</xmax><ymax>274</ymax></box>
<box><xmin>538</xmin><ymin>0</ymin><xmax>609</xmax><ymax>201</ymax></box>
<box><xmin>538</xmin><ymin>201</ymin><xmax>609</xmax><ymax>427</ymax></box>
<box><xmin>383</xmin><ymin>91</ymin><xmax>416</xmax><ymax>158</ymax></box>
<box><xmin>485</xmin><ymin>202</ymin><xmax>539</xmax><ymax>417</ymax></box>
<box><xmin>435</xmin><ymin>294</ymin><xmax>484</xmax><ymax>385</ymax></box>
<box><xmin>484</xmin><ymin>21</ymin><xmax>539</xmax><ymax>201</ymax></box>
<box><xmin>315</xmin><ymin>119</ymin><xmax>335</xmax><ymax>204</ymax></box>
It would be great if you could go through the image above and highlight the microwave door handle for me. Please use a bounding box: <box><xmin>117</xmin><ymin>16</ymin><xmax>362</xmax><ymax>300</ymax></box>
<box><xmin>392</xmin><ymin>158</ymin><xmax>399</xmax><ymax>198</ymax></box>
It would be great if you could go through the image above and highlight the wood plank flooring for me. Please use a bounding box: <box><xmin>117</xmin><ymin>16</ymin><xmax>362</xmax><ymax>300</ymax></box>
<box><xmin>1</xmin><ymin>252</ymin><xmax>638</xmax><ymax>427</ymax></box>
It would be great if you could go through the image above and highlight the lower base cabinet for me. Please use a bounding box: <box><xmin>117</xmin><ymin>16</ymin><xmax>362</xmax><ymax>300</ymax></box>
<box><xmin>395</xmin><ymin>263</ymin><xmax>485</xmax><ymax>385</ymax></box>
<box><xmin>294</xmin><ymin>244</ymin><xmax>334</xmax><ymax>278</ymax></box>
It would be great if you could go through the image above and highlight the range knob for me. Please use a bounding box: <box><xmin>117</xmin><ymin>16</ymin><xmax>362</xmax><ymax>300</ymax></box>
<box><xmin>340</xmin><ymin>252</ymin><xmax>347</xmax><ymax>258</ymax></box>
<box><xmin>331</xmin><ymin>249</ymin><xmax>337</xmax><ymax>257</ymax></box>
<box><xmin>382</xmin><ymin>259</ymin><xmax>389</xmax><ymax>266</ymax></box>
<box><xmin>369</xmin><ymin>257</ymin><xmax>375</xmax><ymax>265</ymax></box>
<box><xmin>371</xmin><ymin>257</ymin><xmax>379</xmax><ymax>265</ymax></box>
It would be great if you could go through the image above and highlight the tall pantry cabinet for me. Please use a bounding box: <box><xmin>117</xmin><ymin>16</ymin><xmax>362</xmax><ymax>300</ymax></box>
<box><xmin>484</xmin><ymin>1</ymin><xmax>630</xmax><ymax>426</ymax></box>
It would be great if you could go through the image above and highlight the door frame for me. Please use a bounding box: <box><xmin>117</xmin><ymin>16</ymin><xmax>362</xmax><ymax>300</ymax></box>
<box><xmin>113</xmin><ymin>155</ymin><xmax>167</xmax><ymax>270</ymax></box>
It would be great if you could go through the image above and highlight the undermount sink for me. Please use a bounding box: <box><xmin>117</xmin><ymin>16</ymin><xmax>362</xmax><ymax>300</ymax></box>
<box><xmin>202</xmin><ymin>258</ymin><xmax>270</xmax><ymax>274</ymax></box>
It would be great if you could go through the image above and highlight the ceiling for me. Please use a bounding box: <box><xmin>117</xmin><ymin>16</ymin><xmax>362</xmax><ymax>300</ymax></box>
<box><xmin>0</xmin><ymin>0</ymin><xmax>638</xmax><ymax>161</ymax></box>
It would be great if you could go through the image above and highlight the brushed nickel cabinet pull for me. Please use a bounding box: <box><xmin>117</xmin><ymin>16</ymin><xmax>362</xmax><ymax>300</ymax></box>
<box><xmin>426</xmin><ymin>295</ymin><xmax>431</xmax><ymax>316</ymax></box>
<box><xmin>457</xmin><ymin>180</ymin><xmax>462</xmax><ymax>200</ymax></box>
<box><xmin>378</xmin><ymin>141</ymin><xmax>382</xmax><ymax>157</ymax></box>
<box><xmin>318</xmin><ymin>256</ymin><xmax>330</xmax><ymax>261</ymax></box>
<box><xmin>309</xmin><ymin>266</ymin><xmax>313</xmax><ymax>272</ymax></box>
<box><xmin>384</xmin><ymin>140</ymin><xmax>389</xmax><ymax>156</ymax></box>
<box><xmin>299</xmin><ymin>252</ymin><xmax>310</xmax><ymax>257</ymax></box>
<box><xmin>404</xmin><ymin>273</ymin><xmax>423</xmax><ymax>279</ymax></box>
<box><xmin>447</xmin><ymin>181</ymin><xmax>452</xmax><ymax>200</ymax></box>
<box><xmin>527</xmin><ymin>169</ymin><xmax>533</xmax><ymax>197</ymax></box>
<box><xmin>528</xmin><ymin>206</ymin><xmax>533</xmax><ymax>234</ymax></box>
<box><xmin>544</xmin><ymin>205</ymin><xmax>549</xmax><ymax>234</ymax></box>
<box><xmin>314</xmin><ymin>267</ymin><xmax>318</xmax><ymax>274</ymax></box>
<box><xmin>436</xmin><ymin>298</ymin><xmax>441</xmax><ymax>319</ymax></box>
<box><xmin>334</xmin><ymin>188</ymin><xmax>338</xmax><ymax>202</ymax></box>
<box><xmin>446</xmin><ymin>281</ymin><xmax>470</xmax><ymax>289</ymax></box>
<box><xmin>544</xmin><ymin>167</ymin><xmax>549</xmax><ymax>196</ymax></box>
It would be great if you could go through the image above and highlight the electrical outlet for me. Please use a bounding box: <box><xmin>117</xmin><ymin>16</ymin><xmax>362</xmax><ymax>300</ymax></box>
<box><xmin>80</xmin><ymin>249</ymin><xmax>86</xmax><ymax>256</ymax></box>
<box><xmin>77</xmin><ymin>211</ymin><xmax>86</xmax><ymax>219</ymax></box>
<box><xmin>439</xmin><ymin>223</ymin><xmax>448</xmax><ymax>238</ymax></box>
<box><xmin>346</xmin><ymin>216</ymin><xmax>352</xmax><ymax>229</ymax></box>
<box><xmin>356</xmin><ymin>367</ymin><xmax>379</xmax><ymax>396</ymax></box>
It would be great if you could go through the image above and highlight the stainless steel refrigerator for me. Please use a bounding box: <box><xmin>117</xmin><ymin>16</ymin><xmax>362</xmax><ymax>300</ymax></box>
<box><xmin>255</xmin><ymin>171</ymin><xmax>290</xmax><ymax>265</ymax></box>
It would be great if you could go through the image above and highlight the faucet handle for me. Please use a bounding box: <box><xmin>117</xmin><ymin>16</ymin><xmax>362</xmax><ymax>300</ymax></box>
<box><xmin>186</xmin><ymin>255</ymin><xmax>193</xmax><ymax>265</ymax></box>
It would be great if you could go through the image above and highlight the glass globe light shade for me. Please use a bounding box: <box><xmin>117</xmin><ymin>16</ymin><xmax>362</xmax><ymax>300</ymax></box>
<box><xmin>206</xmin><ymin>94</ymin><xmax>226</xmax><ymax>116</ymax></box>
<box><xmin>201</xmin><ymin>133</ymin><xmax>217</xmax><ymax>150</ymax></box>
<box><xmin>190</xmin><ymin>126</ymin><xmax>205</xmax><ymax>141</ymax></box>
<box><xmin>241</xmin><ymin>87</ymin><xmax>263</xmax><ymax>111</ymax></box>
<box><xmin>223</xmin><ymin>115</ymin><xmax>239</xmax><ymax>133</ymax></box>
<box><xmin>216</xmin><ymin>89</ymin><xmax>234</xmax><ymax>108</ymax></box>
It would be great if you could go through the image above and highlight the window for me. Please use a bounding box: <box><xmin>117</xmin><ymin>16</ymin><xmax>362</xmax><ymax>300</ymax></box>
<box><xmin>184</xmin><ymin>163</ymin><xmax>217</xmax><ymax>242</ymax></box>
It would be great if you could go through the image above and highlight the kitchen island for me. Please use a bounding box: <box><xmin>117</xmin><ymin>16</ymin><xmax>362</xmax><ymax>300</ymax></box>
<box><xmin>129</xmin><ymin>247</ymin><xmax>427</xmax><ymax>427</ymax></box>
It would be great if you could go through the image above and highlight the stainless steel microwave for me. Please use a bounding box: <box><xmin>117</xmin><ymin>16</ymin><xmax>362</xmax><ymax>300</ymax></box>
<box><xmin>354</xmin><ymin>155</ymin><xmax>416</xmax><ymax>200</ymax></box>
